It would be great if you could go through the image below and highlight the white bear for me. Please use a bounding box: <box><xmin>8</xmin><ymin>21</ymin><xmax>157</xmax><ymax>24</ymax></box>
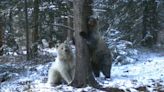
<box><xmin>47</xmin><ymin>42</ymin><xmax>75</xmax><ymax>85</ymax></box>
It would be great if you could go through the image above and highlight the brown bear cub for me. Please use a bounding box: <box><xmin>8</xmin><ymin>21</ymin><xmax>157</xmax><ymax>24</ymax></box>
<box><xmin>47</xmin><ymin>41</ymin><xmax>75</xmax><ymax>85</ymax></box>
<box><xmin>80</xmin><ymin>17</ymin><xmax>112</xmax><ymax>78</ymax></box>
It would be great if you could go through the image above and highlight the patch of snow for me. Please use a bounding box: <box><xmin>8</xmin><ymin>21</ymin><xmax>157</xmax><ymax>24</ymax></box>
<box><xmin>1</xmin><ymin>45</ymin><xmax>164</xmax><ymax>92</ymax></box>
<box><xmin>42</xmin><ymin>48</ymin><xmax>57</xmax><ymax>56</ymax></box>
<box><xmin>99</xmin><ymin>52</ymin><xmax>164</xmax><ymax>91</ymax></box>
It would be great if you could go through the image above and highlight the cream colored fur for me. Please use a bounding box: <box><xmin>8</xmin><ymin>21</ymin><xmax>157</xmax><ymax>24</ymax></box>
<box><xmin>47</xmin><ymin>42</ymin><xmax>75</xmax><ymax>85</ymax></box>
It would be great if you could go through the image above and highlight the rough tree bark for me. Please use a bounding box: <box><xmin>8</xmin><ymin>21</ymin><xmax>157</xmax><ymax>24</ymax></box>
<box><xmin>48</xmin><ymin>11</ymin><xmax>54</xmax><ymax>48</ymax></box>
<box><xmin>157</xmin><ymin>1</ymin><xmax>164</xmax><ymax>47</ymax></box>
<box><xmin>32</xmin><ymin>0</ymin><xmax>39</xmax><ymax>57</ymax></box>
<box><xmin>66</xmin><ymin>1</ymin><xmax>73</xmax><ymax>41</ymax></box>
<box><xmin>0</xmin><ymin>17</ymin><xmax>3</xmax><ymax>56</ymax></box>
<box><xmin>71</xmin><ymin>0</ymin><xmax>99</xmax><ymax>87</ymax></box>
<box><xmin>67</xmin><ymin>16</ymin><xmax>73</xmax><ymax>41</ymax></box>
<box><xmin>142</xmin><ymin>0</ymin><xmax>158</xmax><ymax>47</ymax></box>
<box><xmin>25</xmin><ymin>0</ymin><xmax>30</xmax><ymax>60</ymax></box>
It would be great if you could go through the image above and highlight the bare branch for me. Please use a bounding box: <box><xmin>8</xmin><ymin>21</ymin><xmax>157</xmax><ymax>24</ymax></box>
<box><xmin>44</xmin><ymin>23</ymin><xmax>75</xmax><ymax>31</ymax></box>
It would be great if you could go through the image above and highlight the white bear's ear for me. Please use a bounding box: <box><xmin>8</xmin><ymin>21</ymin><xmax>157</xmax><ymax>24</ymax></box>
<box><xmin>64</xmin><ymin>40</ymin><xmax>69</xmax><ymax>44</ymax></box>
<box><xmin>64</xmin><ymin>40</ymin><xmax>67</xmax><ymax>44</ymax></box>
<box><xmin>64</xmin><ymin>40</ymin><xmax>72</xmax><ymax>47</ymax></box>
<box><xmin>55</xmin><ymin>43</ymin><xmax>60</xmax><ymax>48</ymax></box>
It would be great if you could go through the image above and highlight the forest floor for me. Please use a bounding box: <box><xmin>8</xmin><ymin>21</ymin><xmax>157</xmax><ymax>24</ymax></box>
<box><xmin>100</xmin><ymin>48</ymin><xmax>164</xmax><ymax>92</ymax></box>
<box><xmin>0</xmin><ymin>47</ymin><xmax>164</xmax><ymax>92</ymax></box>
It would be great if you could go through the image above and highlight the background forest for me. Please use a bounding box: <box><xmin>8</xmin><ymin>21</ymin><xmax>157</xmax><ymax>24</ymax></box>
<box><xmin>0</xmin><ymin>0</ymin><xmax>163</xmax><ymax>57</ymax></box>
<box><xmin>0</xmin><ymin>0</ymin><xmax>164</xmax><ymax>92</ymax></box>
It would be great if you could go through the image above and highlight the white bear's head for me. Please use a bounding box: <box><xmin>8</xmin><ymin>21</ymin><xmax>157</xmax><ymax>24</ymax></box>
<box><xmin>56</xmin><ymin>42</ymin><xmax>72</xmax><ymax>61</ymax></box>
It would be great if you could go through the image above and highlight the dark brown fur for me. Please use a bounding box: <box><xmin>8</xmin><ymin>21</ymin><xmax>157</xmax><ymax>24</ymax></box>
<box><xmin>80</xmin><ymin>17</ymin><xmax>112</xmax><ymax>78</ymax></box>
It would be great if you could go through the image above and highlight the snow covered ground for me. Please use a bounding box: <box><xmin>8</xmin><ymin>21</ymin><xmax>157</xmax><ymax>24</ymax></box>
<box><xmin>0</xmin><ymin>48</ymin><xmax>164</xmax><ymax>92</ymax></box>
<box><xmin>100</xmin><ymin>51</ymin><xmax>164</xmax><ymax>92</ymax></box>
<box><xmin>29</xmin><ymin>48</ymin><xmax>164</xmax><ymax>92</ymax></box>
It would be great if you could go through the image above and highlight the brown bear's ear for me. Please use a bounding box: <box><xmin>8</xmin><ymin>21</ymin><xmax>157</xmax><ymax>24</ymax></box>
<box><xmin>79</xmin><ymin>31</ymin><xmax>89</xmax><ymax>39</ymax></box>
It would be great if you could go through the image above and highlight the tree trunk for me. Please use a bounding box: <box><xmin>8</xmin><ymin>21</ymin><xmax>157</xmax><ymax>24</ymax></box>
<box><xmin>142</xmin><ymin>0</ymin><xmax>158</xmax><ymax>47</ymax></box>
<box><xmin>71</xmin><ymin>0</ymin><xmax>99</xmax><ymax>87</ymax></box>
<box><xmin>0</xmin><ymin>17</ymin><xmax>3</xmax><ymax>56</ymax></box>
<box><xmin>157</xmin><ymin>1</ymin><xmax>164</xmax><ymax>47</ymax></box>
<box><xmin>25</xmin><ymin>0</ymin><xmax>31</xmax><ymax>60</ymax></box>
<box><xmin>67</xmin><ymin>16</ymin><xmax>73</xmax><ymax>41</ymax></box>
<box><xmin>32</xmin><ymin>0</ymin><xmax>39</xmax><ymax>57</ymax></box>
<box><xmin>49</xmin><ymin>11</ymin><xmax>54</xmax><ymax>48</ymax></box>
